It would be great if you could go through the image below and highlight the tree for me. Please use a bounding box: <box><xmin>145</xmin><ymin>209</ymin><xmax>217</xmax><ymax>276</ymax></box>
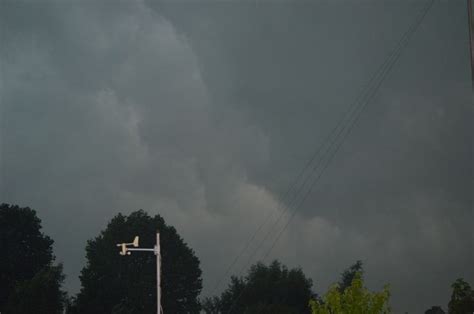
<box><xmin>201</xmin><ymin>296</ymin><xmax>222</xmax><ymax>314</ymax></box>
<box><xmin>338</xmin><ymin>260</ymin><xmax>363</xmax><ymax>292</ymax></box>
<box><xmin>4</xmin><ymin>264</ymin><xmax>66</xmax><ymax>314</ymax></box>
<box><xmin>0</xmin><ymin>203</ymin><xmax>65</xmax><ymax>313</ymax></box>
<box><xmin>425</xmin><ymin>306</ymin><xmax>446</xmax><ymax>314</ymax></box>
<box><xmin>204</xmin><ymin>260</ymin><xmax>314</xmax><ymax>314</ymax></box>
<box><xmin>448</xmin><ymin>278</ymin><xmax>474</xmax><ymax>314</ymax></box>
<box><xmin>309</xmin><ymin>272</ymin><xmax>390</xmax><ymax>314</ymax></box>
<box><xmin>72</xmin><ymin>210</ymin><xmax>202</xmax><ymax>313</ymax></box>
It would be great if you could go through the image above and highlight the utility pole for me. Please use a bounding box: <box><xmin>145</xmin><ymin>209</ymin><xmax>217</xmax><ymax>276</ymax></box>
<box><xmin>156</xmin><ymin>233</ymin><xmax>161</xmax><ymax>314</ymax></box>
<box><xmin>116</xmin><ymin>233</ymin><xmax>162</xmax><ymax>314</ymax></box>
<box><xmin>468</xmin><ymin>0</ymin><xmax>474</xmax><ymax>89</ymax></box>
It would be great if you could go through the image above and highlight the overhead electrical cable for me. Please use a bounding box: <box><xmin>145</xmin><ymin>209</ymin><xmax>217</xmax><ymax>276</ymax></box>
<box><xmin>224</xmin><ymin>1</ymin><xmax>435</xmax><ymax>313</ymax></box>
<box><xmin>258</xmin><ymin>0</ymin><xmax>437</xmax><ymax>264</ymax></box>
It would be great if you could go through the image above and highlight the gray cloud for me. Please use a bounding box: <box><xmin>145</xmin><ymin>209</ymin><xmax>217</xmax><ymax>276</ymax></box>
<box><xmin>1</xmin><ymin>0</ymin><xmax>472</xmax><ymax>313</ymax></box>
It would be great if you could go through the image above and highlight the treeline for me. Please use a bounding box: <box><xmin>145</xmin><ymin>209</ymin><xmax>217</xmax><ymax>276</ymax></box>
<box><xmin>1</xmin><ymin>203</ymin><xmax>472</xmax><ymax>314</ymax></box>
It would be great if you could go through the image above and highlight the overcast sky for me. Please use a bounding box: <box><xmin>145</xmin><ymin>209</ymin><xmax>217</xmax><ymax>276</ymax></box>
<box><xmin>1</xmin><ymin>0</ymin><xmax>472</xmax><ymax>312</ymax></box>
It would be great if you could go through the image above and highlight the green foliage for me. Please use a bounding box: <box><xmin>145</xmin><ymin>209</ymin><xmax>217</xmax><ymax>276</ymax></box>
<box><xmin>0</xmin><ymin>203</ymin><xmax>64</xmax><ymax>313</ymax></box>
<box><xmin>309</xmin><ymin>272</ymin><xmax>390</xmax><ymax>314</ymax></box>
<box><xmin>4</xmin><ymin>264</ymin><xmax>66</xmax><ymax>314</ymax></box>
<box><xmin>73</xmin><ymin>210</ymin><xmax>202</xmax><ymax>313</ymax></box>
<box><xmin>204</xmin><ymin>260</ymin><xmax>314</xmax><ymax>314</ymax></box>
<box><xmin>448</xmin><ymin>278</ymin><xmax>474</xmax><ymax>314</ymax></box>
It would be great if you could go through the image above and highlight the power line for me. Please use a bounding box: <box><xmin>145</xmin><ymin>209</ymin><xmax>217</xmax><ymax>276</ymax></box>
<box><xmin>209</xmin><ymin>0</ymin><xmax>413</xmax><ymax>291</ymax></box>
<box><xmin>260</xmin><ymin>0</ymin><xmax>436</xmax><ymax>264</ymax></box>
<box><xmin>239</xmin><ymin>0</ymin><xmax>436</xmax><ymax>280</ymax></box>
<box><xmin>225</xmin><ymin>1</ymin><xmax>435</xmax><ymax>313</ymax></box>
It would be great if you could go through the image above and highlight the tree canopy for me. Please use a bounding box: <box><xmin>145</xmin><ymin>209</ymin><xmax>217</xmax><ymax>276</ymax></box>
<box><xmin>338</xmin><ymin>260</ymin><xmax>363</xmax><ymax>292</ymax></box>
<box><xmin>4</xmin><ymin>203</ymin><xmax>469</xmax><ymax>314</ymax></box>
<box><xmin>448</xmin><ymin>278</ymin><xmax>474</xmax><ymax>314</ymax></box>
<box><xmin>4</xmin><ymin>264</ymin><xmax>66</xmax><ymax>314</ymax></box>
<box><xmin>203</xmin><ymin>260</ymin><xmax>314</xmax><ymax>314</ymax></box>
<box><xmin>0</xmin><ymin>203</ymin><xmax>65</xmax><ymax>313</ymax></box>
<box><xmin>424</xmin><ymin>305</ymin><xmax>446</xmax><ymax>314</ymax></box>
<box><xmin>309</xmin><ymin>272</ymin><xmax>390</xmax><ymax>314</ymax></box>
<box><xmin>71</xmin><ymin>209</ymin><xmax>202</xmax><ymax>313</ymax></box>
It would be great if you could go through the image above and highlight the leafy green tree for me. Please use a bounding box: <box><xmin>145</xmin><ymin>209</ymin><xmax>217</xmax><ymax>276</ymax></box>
<box><xmin>204</xmin><ymin>260</ymin><xmax>314</xmax><ymax>314</ymax></box>
<box><xmin>338</xmin><ymin>260</ymin><xmax>363</xmax><ymax>292</ymax></box>
<box><xmin>448</xmin><ymin>278</ymin><xmax>474</xmax><ymax>314</ymax></box>
<box><xmin>4</xmin><ymin>264</ymin><xmax>66</xmax><ymax>314</ymax></box>
<box><xmin>425</xmin><ymin>305</ymin><xmax>446</xmax><ymax>314</ymax></box>
<box><xmin>309</xmin><ymin>272</ymin><xmax>390</xmax><ymax>314</ymax></box>
<box><xmin>72</xmin><ymin>210</ymin><xmax>202</xmax><ymax>313</ymax></box>
<box><xmin>0</xmin><ymin>203</ymin><xmax>65</xmax><ymax>313</ymax></box>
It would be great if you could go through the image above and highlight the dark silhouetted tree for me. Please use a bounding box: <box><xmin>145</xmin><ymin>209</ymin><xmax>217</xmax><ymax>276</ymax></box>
<box><xmin>72</xmin><ymin>210</ymin><xmax>202</xmax><ymax>313</ymax></box>
<box><xmin>0</xmin><ymin>203</ymin><xmax>65</xmax><ymax>313</ymax></box>
<box><xmin>204</xmin><ymin>260</ymin><xmax>314</xmax><ymax>314</ymax></box>
<box><xmin>448</xmin><ymin>278</ymin><xmax>474</xmax><ymax>314</ymax></box>
<box><xmin>425</xmin><ymin>305</ymin><xmax>446</xmax><ymax>314</ymax></box>
<box><xmin>338</xmin><ymin>260</ymin><xmax>363</xmax><ymax>292</ymax></box>
<box><xmin>201</xmin><ymin>296</ymin><xmax>222</xmax><ymax>314</ymax></box>
<box><xmin>4</xmin><ymin>264</ymin><xmax>66</xmax><ymax>314</ymax></box>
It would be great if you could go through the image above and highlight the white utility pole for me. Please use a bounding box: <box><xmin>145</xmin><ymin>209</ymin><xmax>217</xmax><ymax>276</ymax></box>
<box><xmin>116</xmin><ymin>232</ymin><xmax>162</xmax><ymax>314</ymax></box>
<box><xmin>156</xmin><ymin>233</ymin><xmax>161</xmax><ymax>314</ymax></box>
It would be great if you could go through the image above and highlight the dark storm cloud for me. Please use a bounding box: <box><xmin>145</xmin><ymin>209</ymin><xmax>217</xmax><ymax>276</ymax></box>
<box><xmin>155</xmin><ymin>1</ymin><xmax>473</xmax><ymax>311</ymax></box>
<box><xmin>1</xmin><ymin>0</ymin><xmax>472</xmax><ymax>313</ymax></box>
<box><xmin>1</xmin><ymin>0</ymin><xmax>275</xmax><ymax>299</ymax></box>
